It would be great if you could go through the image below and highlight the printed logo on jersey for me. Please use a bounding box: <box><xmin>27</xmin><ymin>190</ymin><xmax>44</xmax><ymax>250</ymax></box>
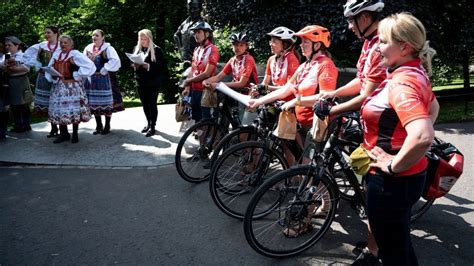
<box><xmin>393</xmin><ymin>91</ymin><xmax>420</xmax><ymax>112</ymax></box>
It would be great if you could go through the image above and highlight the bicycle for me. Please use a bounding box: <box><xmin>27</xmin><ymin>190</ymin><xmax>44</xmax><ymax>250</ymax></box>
<box><xmin>242</xmin><ymin>113</ymin><xmax>435</xmax><ymax>258</ymax></box>
<box><xmin>209</xmin><ymin>106</ymin><xmax>308</xmax><ymax>220</ymax></box>
<box><xmin>175</xmin><ymin>92</ymin><xmax>242</xmax><ymax>183</ymax></box>
<box><xmin>176</xmin><ymin>85</ymin><xmax>272</xmax><ymax>183</ymax></box>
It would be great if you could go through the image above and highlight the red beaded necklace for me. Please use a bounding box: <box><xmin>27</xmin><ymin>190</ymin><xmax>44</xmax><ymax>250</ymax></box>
<box><xmin>58</xmin><ymin>49</ymin><xmax>72</xmax><ymax>62</ymax></box>
<box><xmin>47</xmin><ymin>41</ymin><xmax>58</xmax><ymax>52</ymax></box>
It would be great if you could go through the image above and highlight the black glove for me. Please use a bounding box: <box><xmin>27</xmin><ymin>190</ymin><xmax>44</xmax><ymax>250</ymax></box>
<box><xmin>256</xmin><ymin>84</ymin><xmax>268</xmax><ymax>96</ymax></box>
<box><xmin>313</xmin><ymin>99</ymin><xmax>332</xmax><ymax>120</ymax></box>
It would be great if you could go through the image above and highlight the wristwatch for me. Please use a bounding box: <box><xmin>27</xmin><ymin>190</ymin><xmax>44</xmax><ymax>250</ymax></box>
<box><xmin>387</xmin><ymin>160</ymin><xmax>397</xmax><ymax>175</ymax></box>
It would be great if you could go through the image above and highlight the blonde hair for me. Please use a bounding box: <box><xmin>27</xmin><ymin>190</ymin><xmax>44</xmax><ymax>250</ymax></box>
<box><xmin>378</xmin><ymin>12</ymin><xmax>436</xmax><ymax>76</ymax></box>
<box><xmin>134</xmin><ymin>29</ymin><xmax>156</xmax><ymax>62</ymax></box>
<box><xmin>59</xmin><ymin>35</ymin><xmax>74</xmax><ymax>47</ymax></box>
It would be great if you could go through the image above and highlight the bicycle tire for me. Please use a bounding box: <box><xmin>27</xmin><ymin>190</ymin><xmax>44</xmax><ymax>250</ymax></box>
<box><xmin>209</xmin><ymin>126</ymin><xmax>259</xmax><ymax>168</ymax></box>
<box><xmin>243</xmin><ymin>165</ymin><xmax>338</xmax><ymax>258</ymax></box>
<box><xmin>410</xmin><ymin>197</ymin><xmax>435</xmax><ymax>222</ymax></box>
<box><xmin>209</xmin><ymin>141</ymin><xmax>289</xmax><ymax>219</ymax></box>
<box><xmin>175</xmin><ymin>120</ymin><xmax>226</xmax><ymax>183</ymax></box>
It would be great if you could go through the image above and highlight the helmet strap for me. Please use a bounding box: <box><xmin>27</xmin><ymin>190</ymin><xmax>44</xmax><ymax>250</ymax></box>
<box><xmin>356</xmin><ymin>15</ymin><xmax>377</xmax><ymax>40</ymax></box>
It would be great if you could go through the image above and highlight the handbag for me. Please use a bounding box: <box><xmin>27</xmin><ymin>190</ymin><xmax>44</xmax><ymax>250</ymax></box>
<box><xmin>201</xmin><ymin>88</ymin><xmax>217</xmax><ymax>108</ymax></box>
<box><xmin>272</xmin><ymin>110</ymin><xmax>297</xmax><ymax>140</ymax></box>
<box><xmin>23</xmin><ymin>88</ymin><xmax>34</xmax><ymax>103</ymax></box>
<box><xmin>175</xmin><ymin>96</ymin><xmax>191</xmax><ymax>122</ymax></box>
<box><xmin>423</xmin><ymin>137</ymin><xmax>464</xmax><ymax>200</ymax></box>
<box><xmin>311</xmin><ymin>115</ymin><xmax>328</xmax><ymax>142</ymax></box>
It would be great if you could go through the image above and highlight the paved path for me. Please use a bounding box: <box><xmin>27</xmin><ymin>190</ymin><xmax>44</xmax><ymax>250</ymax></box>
<box><xmin>1</xmin><ymin>106</ymin><xmax>473</xmax><ymax>264</ymax></box>
<box><xmin>0</xmin><ymin>105</ymin><xmax>186</xmax><ymax>167</ymax></box>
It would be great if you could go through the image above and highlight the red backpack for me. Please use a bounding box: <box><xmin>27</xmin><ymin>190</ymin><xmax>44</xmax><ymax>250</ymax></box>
<box><xmin>424</xmin><ymin>137</ymin><xmax>464</xmax><ymax>200</ymax></box>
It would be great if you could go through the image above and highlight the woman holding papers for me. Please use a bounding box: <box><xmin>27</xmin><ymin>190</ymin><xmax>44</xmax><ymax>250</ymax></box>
<box><xmin>46</xmin><ymin>35</ymin><xmax>95</xmax><ymax>144</ymax></box>
<box><xmin>24</xmin><ymin>26</ymin><xmax>61</xmax><ymax>137</ymax></box>
<box><xmin>1</xmin><ymin>36</ymin><xmax>32</xmax><ymax>133</ymax></box>
<box><xmin>248</xmin><ymin>25</ymin><xmax>338</xmax><ymax>149</ymax></box>
<box><xmin>132</xmin><ymin>29</ymin><xmax>167</xmax><ymax>137</ymax></box>
<box><xmin>83</xmin><ymin>29</ymin><xmax>121</xmax><ymax>135</ymax></box>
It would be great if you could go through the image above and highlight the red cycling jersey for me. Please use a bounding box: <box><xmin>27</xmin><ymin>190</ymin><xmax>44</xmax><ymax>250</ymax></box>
<box><xmin>190</xmin><ymin>40</ymin><xmax>220</xmax><ymax>91</ymax></box>
<box><xmin>222</xmin><ymin>52</ymin><xmax>259</xmax><ymax>89</ymax></box>
<box><xmin>361</xmin><ymin>59</ymin><xmax>435</xmax><ymax>176</ymax></box>
<box><xmin>265</xmin><ymin>51</ymin><xmax>300</xmax><ymax>101</ymax></box>
<box><xmin>289</xmin><ymin>54</ymin><xmax>338</xmax><ymax>126</ymax></box>
<box><xmin>265</xmin><ymin>51</ymin><xmax>300</xmax><ymax>86</ymax></box>
<box><xmin>356</xmin><ymin>33</ymin><xmax>386</xmax><ymax>92</ymax></box>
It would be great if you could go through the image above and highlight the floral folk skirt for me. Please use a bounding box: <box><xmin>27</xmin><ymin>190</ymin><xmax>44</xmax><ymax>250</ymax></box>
<box><xmin>49</xmin><ymin>80</ymin><xmax>91</xmax><ymax>125</ymax></box>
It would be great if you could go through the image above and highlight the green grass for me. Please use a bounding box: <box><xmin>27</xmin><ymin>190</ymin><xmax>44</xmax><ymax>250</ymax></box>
<box><xmin>433</xmin><ymin>77</ymin><xmax>474</xmax><ymax>91</ymax></box>
<box><xmin>436</xmin><ymin>100</ymin><xmax>474</xmax><ymax>124</ymax></box>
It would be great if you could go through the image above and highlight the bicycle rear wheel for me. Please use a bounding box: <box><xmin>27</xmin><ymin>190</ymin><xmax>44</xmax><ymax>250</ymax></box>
<box><xmin>243</xmin><ymin>165</ymin><xmax>338</xmax><ymax>258</ymax></box>
<box><xmin>209</xmin><ymin>141</ymin><xmax>289</xmax><ymax>219</ymax></box>
<box><xmin>411</xmin><ymin>197</ymin><xmax>435</xmax><ymax>222</ymax></box>
<box><xmin>175</xmin><ymin>120</ymin><xmax>226</xmax><ymax>183</ymax></box>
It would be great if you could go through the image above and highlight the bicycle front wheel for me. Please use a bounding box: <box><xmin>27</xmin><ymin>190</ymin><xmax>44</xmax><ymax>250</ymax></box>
<box><xmin>209</xmin><ymin>126</ymin><xmax>259</xmax><ymax>169</ymax></box>
<box><xmin>175</xmin><ymin>120</ymin><xmax>226</xmax><ymax>183</ymax></box>
<box><xmin>209</xmin><ymin>141</ymin><xmax>289</xmax><ymax>219</ymax></box>
<box><xmin>243</xmin><ymin>165</ymin><xmax>338</xmax><ymax>258</ymax></box>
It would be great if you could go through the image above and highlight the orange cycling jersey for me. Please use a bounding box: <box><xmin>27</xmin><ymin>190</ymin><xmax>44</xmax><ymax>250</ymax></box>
<box><xmin>191</xmin><ymin>41</ymin><xmax>220</xmax><ymax>91</ymax></box>
<box><xmin>289</xmin><ymin>54</ymin><xmax>338</xmax><ymax>126</ymax></box>
<box><xmin>361</xmin><ymin>59</ymin><xmax>435</xmax><ymax>176</ymax></box>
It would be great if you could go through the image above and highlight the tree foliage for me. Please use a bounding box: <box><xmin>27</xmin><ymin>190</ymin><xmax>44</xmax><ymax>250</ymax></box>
<box><xmin>1</xmin><ymin>0</ymin><xmax>472</xmax><ymax>103</ymax></box>
<box><xmin>205</xmin><ymin>0</ymin><xmax>473</xmax><ymax>86</ymax></box>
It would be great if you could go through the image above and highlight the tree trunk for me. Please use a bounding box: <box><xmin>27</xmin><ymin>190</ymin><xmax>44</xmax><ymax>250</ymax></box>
<box><xmin>462</xmin><ymin>50</ymin><xmax>471</xmax><ymax>92</ymax></box>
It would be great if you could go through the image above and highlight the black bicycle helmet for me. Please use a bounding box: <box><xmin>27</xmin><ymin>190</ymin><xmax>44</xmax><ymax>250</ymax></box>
<box><xmin>343</xmin><ymin>0</ymin><xmax>384</xmax><ymax>17</ymax></box>
<box><xmin>339</xmin><ymin>113</ymin><xmax>363</xmax><ymax>144</ymax></box>
<box><xmin>189</xmin><ymin>21</ymin><xmax>213</xmax><ymax>32</ymax></box>
<box><xmin>229</xmin><ymin>32</ymin><xmax>249</xmax><ymax>43</ymax></box>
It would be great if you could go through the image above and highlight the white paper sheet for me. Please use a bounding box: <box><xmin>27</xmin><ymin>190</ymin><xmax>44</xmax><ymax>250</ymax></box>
<box><xmin>215</xmin><ymin>82</ymin><xmax>250</xmax><ymax>106</ymax></box>
<box><xmin>41</xmin><ymin>66</ymin><xmax>62</xmax><ymax>77</ymax></box>
<box><xmin>125</xmin><ymin>52</ymin><xmax>146</xmax><ymax>65</ymax></box>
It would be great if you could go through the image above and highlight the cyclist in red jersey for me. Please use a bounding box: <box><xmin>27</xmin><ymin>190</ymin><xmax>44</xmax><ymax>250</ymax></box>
<box><xmin>203</xmin><ymin>32</ymin><xmax>258</xmax><ymax>124</ymax></box>
<box><xmin>253</xmin><ymin>26</ymin><xmax>300</xmax><ymax>99</ymax></box>
<box><xmin>249</xmin><ymin>25</ymin><xmax>338</xmax><ymax>148</ymax></box>
<box><xmin>316</xmin><ymin>0</ymin><xmax>386</xmax><ymax>118</ymax></box>
<box><xmin>361</xmin><ymin>13</ymin><xmax>438</xmax><ymax>266</ymax></box>
<box><xmin>314</xmin><ymin>1</ymin><xmax>387</xmax><ymax>263</ymax></box>
<box><xmin>182</xmin><ymin>21</ymin><xmax>220</xmax><ymax>122</ymax></box>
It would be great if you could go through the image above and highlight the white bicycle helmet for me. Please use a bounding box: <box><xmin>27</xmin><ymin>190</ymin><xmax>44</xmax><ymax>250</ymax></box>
<box><xmin>267</xmin><ymin>26</ymin><xmax>297</xmax><ymax>43</ymax></box>
<box><xmin>343</xmin><ymin>0</ymin><xmax>384</xmax><ymax>17</ymax></box>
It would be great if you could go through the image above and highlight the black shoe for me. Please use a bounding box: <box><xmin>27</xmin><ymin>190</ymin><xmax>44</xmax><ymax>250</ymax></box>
<box><xmin>71</xmin><ymin>134</ymin><xmax>79</xmax><ymax>143</ymax></box>
<box><xmin>101</xmin><ymin>125</ymin><xmax>110</xmax><ymax>135</ymax></box>
<box><xmin>145</xmin><ymin>128</ymin><xmax>155</xmax><ymax>137</ymax></box>
<box><xmin>93</xmin><ymin>126</ymin><xmax>103</xmax><ymax>135</ymax></box>
<box><xmin>352</xmin><ymin>249</ymin><xmax>381</xmax><ymax>266</ymax></box>
<box><xmin>141</xmin><ymin>125</ymin><xmax>150</xmax><ymax>133</ymax></box>
<box><xmin>53</xmin><ymin>134</ymin><xmax>71</xmax><ymax>144</ymax></box>
<box><xmin>47</xmin><ymin>128</ymin><xmax>59</xmax><ymax>138</ymax></box>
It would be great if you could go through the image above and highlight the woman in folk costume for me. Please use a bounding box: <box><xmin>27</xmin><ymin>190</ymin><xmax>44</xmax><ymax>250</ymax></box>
<box><xmin>46</xmin><ymin>35</ymin><xmax>95</xmax><ymax>144</ymax></box>
<box><xmin>83</xmin><ymin>29</ymin><xmax>121</xmax><ymax>135</ymax></box>
<box><xmin>24</xmin><ymin>26</ymin><xmax>61</xmax><ymax>137</ymax></box>
<box><xmin>1</xmin><ymin>36</ymin><xmax>32</xmax><ymax>133</ymax></box>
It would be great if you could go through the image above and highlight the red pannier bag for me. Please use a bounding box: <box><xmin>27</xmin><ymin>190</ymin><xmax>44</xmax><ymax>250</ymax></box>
<box><xmin>423</xmin><ymin>137</ymin><xmax>464</xmax><ymax>200</ymax></box>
